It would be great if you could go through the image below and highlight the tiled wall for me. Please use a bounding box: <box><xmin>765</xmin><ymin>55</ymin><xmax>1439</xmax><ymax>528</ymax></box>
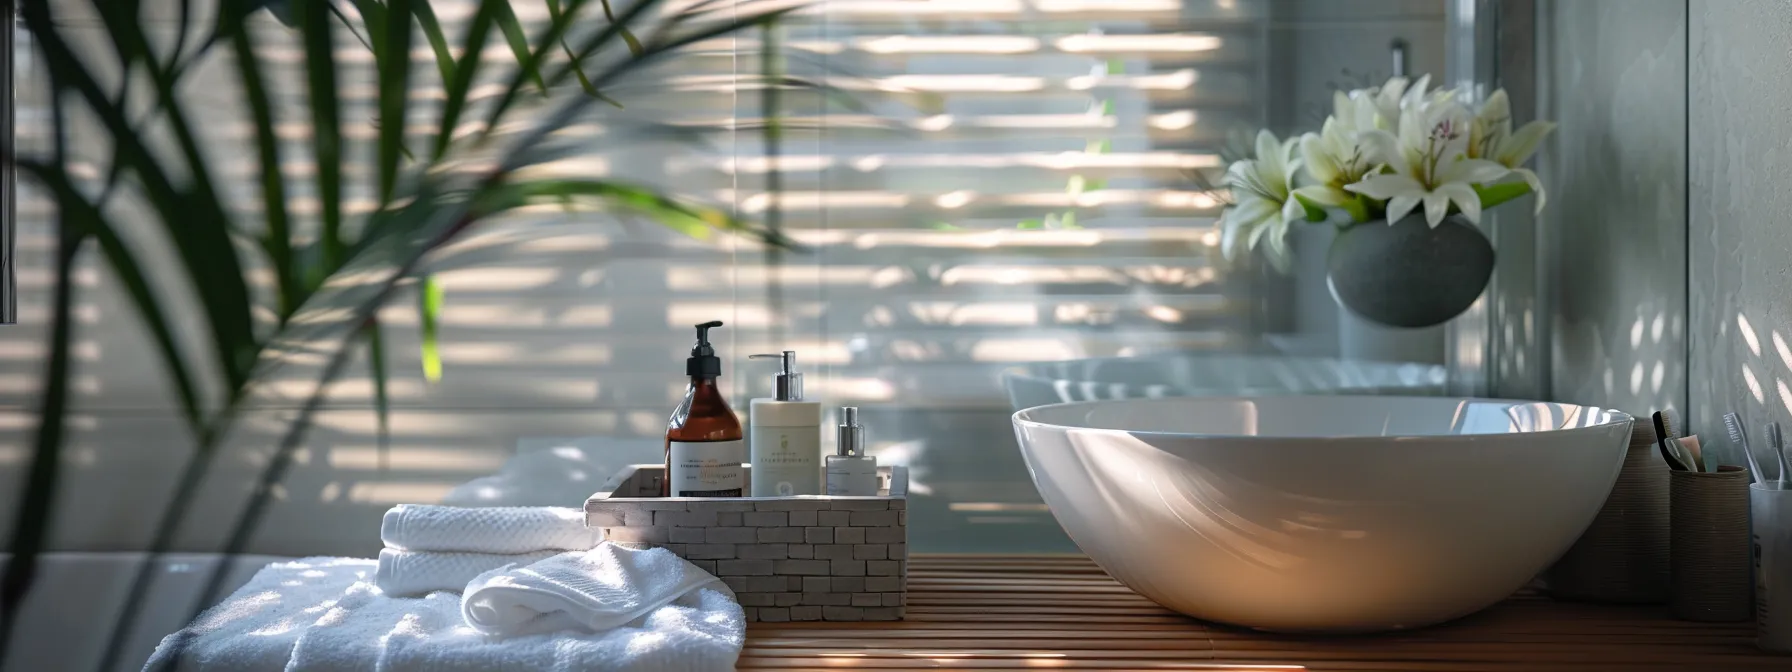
<box><xmin>1541</xmin><ymin>0</ymin><xmax>1792</xmax><ymax>463</ymax></box>
<box><xmin>1688</xmin><ymin>0</ymin><xmax>1792</xmax><ymax>462</ymax></box>
<box><xmin>1541</xmin><ymin>1</ymin><xmax>1687</xmax><ymax>418</ymax></box>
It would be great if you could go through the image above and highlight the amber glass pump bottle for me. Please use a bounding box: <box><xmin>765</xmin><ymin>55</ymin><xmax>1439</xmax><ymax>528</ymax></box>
<box><xmin>663</xmin><ymin>321</ymin><xmax>745</xmax><ymax>497</ymax></box>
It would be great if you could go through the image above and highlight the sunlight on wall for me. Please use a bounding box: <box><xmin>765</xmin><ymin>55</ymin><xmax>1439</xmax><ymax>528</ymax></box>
<box><xmin>326</xmin><ymin>448</ymin><xmax>509</xmax><ymax>472</ymax></box>
<box><xmin>432</xmin><ymin>267</ymin><xmax>562</xmax><ymax>291</ymax></box>
<box><xmin>1739</xmin><ymin>312</ymin><xmax>1762</xmax><ymax>357</ymax></box>
<box><xmin>346</xmin><ymin>481</ymin><xmax>463</xmax><ymax>505</ymax></box>
<box><xmin>1056</xmin><ymin>33</ymin><xmax>1223</xmax><ymax>53</ymax></box>
<box><xmin>858</xmin><ymin>35</ymin><xmax>1042</xmax><ymax>54</ymax></box>
<box><xmin>1743</xmin><ymin>363</ymin><xmax>1766</xmax><ymax>404</ymax></box>
<box><xmin>940</xmin><ymin>265</ymin><xmax>1125</xmax><ymax>286</ymax></box>
<box><xmin>970</xmin><ymin>339</ymin><xmax>1081</xmax><ymax>362</ymax></box>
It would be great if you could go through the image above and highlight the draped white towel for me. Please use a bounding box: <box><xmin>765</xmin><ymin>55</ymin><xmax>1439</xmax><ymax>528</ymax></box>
<box><xmin>461</xmin><ymin>544</ymin><xmax>725</xmax><ymax>637</ymax></box>
<box><xmin>375</xmin><ymin>548</ymin><xmax>559</xmax><ymax>597</ymax></box>
<box><xmin>143</xmin><ymin>553</ymin><xmax>745</xmax><ymax>672</ymax></box>
<box><xmin>379</xmin><ymin>504</ymin><xmax>602</xmax><ymax>554</ymax></box>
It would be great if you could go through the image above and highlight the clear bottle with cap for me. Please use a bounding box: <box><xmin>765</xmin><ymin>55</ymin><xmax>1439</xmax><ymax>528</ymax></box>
<box><xmin>664</xmin><ymin>321</ymin><xmax>744</xmax><ymax>497</ymax></box>
<box><xmin>747</xmin><ymin>350</ymin><xmax>822</xmax><ymax>496</ymax></box>
<box><xmin>827</xmin><ymin>407</ymin><xmax>879</xmax><ymax>496</ymax></box>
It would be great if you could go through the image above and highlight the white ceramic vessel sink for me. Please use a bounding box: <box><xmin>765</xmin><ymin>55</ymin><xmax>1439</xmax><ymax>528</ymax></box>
<box><xmin>1004</xmin><ymin>354</ymin><xmax>1447</xmax><ymax>413</ymax></box>
<box><xmin>1012</xmin><ymin>396</ymin><xmax>1632</xmax><ymax>632</ymax></box>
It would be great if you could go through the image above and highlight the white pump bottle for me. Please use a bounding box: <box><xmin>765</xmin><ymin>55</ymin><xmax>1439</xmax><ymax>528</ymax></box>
<box><xmin>747</xmin><ymin>351</ymin><xmax>822</xmax><ymax>496</ymax></box>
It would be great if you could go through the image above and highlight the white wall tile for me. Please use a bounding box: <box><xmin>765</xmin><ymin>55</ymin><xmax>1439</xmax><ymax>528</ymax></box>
<box><xmin>1689</xmin><ymin>0</ymin><xmax>1792</xmax><ymax>459</ymax></box>
<box><xmin>1544</xmin><ymin>1</ymin><xmax>1686</xmax><ymax>417</ymax></box>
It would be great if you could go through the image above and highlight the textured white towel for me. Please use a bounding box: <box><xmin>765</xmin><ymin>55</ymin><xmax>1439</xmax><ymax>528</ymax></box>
<box><xmin>144</xmin><ymin>556</ymin><xmax>745</xmax><ymax>672</ymax></box>
<box><xmin>141</xmin><ymin>557</ymin><xmax>377</xmax><ymax>671</ymax></box>
<box><xmin>462</xmin><ymin>544</ymin><xmax>722</xmax><ymax>637</ymax></box>
<box><xmin>375</xmin><ymin>548</ymin><xmax>559</xmax><ymax>597</ymax></box>
<box><xmin>380</xmin><ymin>504</ymin><xmax>602</xmax><ymax>554</ymax></box>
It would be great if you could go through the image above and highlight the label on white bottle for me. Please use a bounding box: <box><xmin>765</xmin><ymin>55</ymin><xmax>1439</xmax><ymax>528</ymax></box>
<box><xmin>826</xmin><ymin>457</ymin><xmax>879</xmax><ymax>496</ymax></box>
<box><xmin>668</xmin><ymin>440</ymin><xmax>744</xmax><ymax>497</ymax></box>
<box><xmin>751</xmin><ymin>425</ymin><xmax>821</xmax><ymax>496</ymax></box>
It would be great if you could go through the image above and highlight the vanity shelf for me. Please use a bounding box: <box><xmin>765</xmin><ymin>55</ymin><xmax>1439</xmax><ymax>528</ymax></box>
<box><xmin>739</xmin><ymin>554</ymin><xmax>1786</xmax><ymax>670</ymax></box>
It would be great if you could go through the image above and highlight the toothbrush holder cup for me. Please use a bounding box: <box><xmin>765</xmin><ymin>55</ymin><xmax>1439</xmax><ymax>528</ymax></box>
<box><xmin>1754</xmin><ymin>481</ymin><xmax>1792</xmax><ymax>654</ymax></box>
<box><xmin>1670</xmin><ymin>465</ymin><xmax>1753</xmax><ymax>622</ymax></box>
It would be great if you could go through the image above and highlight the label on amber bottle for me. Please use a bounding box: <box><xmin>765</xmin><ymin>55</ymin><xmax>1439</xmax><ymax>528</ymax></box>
<box><xmin>668</xmin><ymin>440</ymin><xmax>745</xmax><ymax>497</ymax></box>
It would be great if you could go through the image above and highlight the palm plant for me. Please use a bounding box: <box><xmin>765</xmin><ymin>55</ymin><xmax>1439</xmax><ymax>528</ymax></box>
<box><xmin>0</xmin><ymin>0</ymin><xmax>799</xmax><ymax>667</ymax></box>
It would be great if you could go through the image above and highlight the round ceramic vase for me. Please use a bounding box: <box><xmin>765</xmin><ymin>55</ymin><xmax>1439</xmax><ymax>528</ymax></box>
<box><xmin>1327</xmin><ymin>212</ymin><xmax>1496</xmax><ymax>329</ymax></box>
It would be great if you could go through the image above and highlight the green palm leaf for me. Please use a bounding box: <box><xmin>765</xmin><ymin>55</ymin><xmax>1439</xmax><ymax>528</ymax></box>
<box><xmin>299</xmin><ymin>1</ymin><xmax>347</xmax><ymax>270</ymax></box>
<box><xmin>411</xmin><ymin>2</ymin><xmax>457</xmax><ymax>82</ymax></box>
<box><xmin>227</xmin><ymin>2</ymin><xmax>300</xmax><ymax>315</ymax></box>
<box><xmin>378</xmin><ymin>0</ymin><xmax>417</xmax><ymax>204</ymax></box>
<box><xmin>494</xmin><ymin>0</ymin><xmax>550</xmax><ymax>94</ymax></box>
<box><xmin>420</xmin><ymin>276</ymin><xmax>444</xmax><ymax>383</ymax></box>
<box><xmin>3</xmin><ymin>1</ymin><xmax>811</xmax><ymax>667</ymax></box>
<box><xmin>433</xmin><ymin>0</ymin><xmax>501</xmax><ymax>160</ymax></box>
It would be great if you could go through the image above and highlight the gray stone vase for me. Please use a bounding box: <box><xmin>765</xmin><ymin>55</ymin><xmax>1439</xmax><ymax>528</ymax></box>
<box><xmin>1326</xmin><ymin>212</ymin><xmax>1495</xmax><ymax>329</ymax></box>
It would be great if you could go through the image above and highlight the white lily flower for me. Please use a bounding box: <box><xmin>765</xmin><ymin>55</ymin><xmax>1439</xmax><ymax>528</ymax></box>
<box><xmin>1359</xmin><ymin>74</ymin><xmax>1434</xmax><ymax>130</ymax></box>
<box><xmin>1219</xmin><ymin>130</ymin><xmax>1304</xmax><ymax>269</ymax></box>
<box><xmin>1346</xmin><ymin>96</ymin><xmax>1510</xmax><ymax>227</ymax></box>
<box><xmin>1293</xmin><ymin>115</ymin><xmax>1381</xmax><ymax>214</ymax></box>
<box><xmin>1469</xmin><ymin>89</ymin><xmax>1557</xmax><ymax>213</ymax></box>
<box><xmin>1332</xmin><ymin>89</ymin><xmax>1382</xmax><ymax>134</ymax></box>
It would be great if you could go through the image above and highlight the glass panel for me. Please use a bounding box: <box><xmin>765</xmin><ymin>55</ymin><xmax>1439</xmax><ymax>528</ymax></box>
<box><xmin>0</xmin><ymin>1</ymin><xmax>1486</xmax><ymax>565</ymax></box>
<box><xmin>734</xmin><ymin>1</ymin><xmax>1453</xmax><ymax>551</ymax></box>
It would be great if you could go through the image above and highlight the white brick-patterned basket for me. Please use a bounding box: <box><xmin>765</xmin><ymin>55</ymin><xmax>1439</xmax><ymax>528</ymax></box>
<box><xmin>584</xmin><ymin>464</ymin><xmax>907</xmax><ymax>622</ymax></box>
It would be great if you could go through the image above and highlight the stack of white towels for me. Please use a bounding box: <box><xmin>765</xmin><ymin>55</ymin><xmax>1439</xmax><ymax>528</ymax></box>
<box><xmin>144</xmin><ymin>506</ymin><xmax>745</xmax><ymax>672</ymax></box>
<box><xmin>374</xmin><ymin>505</ymin><xmax>605</xmax><ymax>597</ymax></box>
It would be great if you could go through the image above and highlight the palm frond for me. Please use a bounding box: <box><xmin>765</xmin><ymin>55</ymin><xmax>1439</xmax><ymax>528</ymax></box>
<box><xmin>377</xmin><ymin>0</ymin><xmax>418</xmax><ymax>205</ymax></box>
<box><xmin>299</xmin><ymin>1</ymin><xmax>347</xmax><ymax>270</ymax></box>
<box><xmin>420</xmin><ymin>276</ymin><xmax>444</xmax><ymax>383</ymax></box>
<box><xmin>227</xmin><ymin>2</ymin><xmax>300</xmax><ymax>315</ymax></box>
<box><xmin>433</xmin><ymin>0</ymin><xmax>501</xmax><ymax>160</ymax></box>
<box><xmin>494</xmin><ymin>0</ymin><xmax>550</xmax><ymax>94</ymax></box>
<box><xmin>412</xmin><ymin>2</ymin><xmax>458</xmax><ymax>84</ymax></box>
<box><xmin>4</xmin><ymin>0</ymin><xmax>812</xmax><ymax>666</ymax></box>
<box><xmin>25</xmin><ymin>0</ymin><xmax>256</xmax><ymax>390</ymax></box>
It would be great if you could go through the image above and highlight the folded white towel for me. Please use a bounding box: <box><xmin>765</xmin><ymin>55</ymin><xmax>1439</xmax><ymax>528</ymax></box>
<box><xmin>462</xmin><ymin>544</ymin><xmax>723</xmax><ymax>637</ymax></box>
<box><xmin>141</xmin><ymin>557</ymin><xmax>377</xmax><ymax>672</ymax></box>
<box><xmin>380</xmin><ymin>504</ymin><xmax>602</xmax><ymax>554</ymax></box>
<box><xmin>145</xmin><ymin>556</ymin><xmax>745</xmax><ymax>672</ymax></box>
<box><xmin>375</xmin><ymin>548</ymin><xmax>559</xmax><ymax>597</ymax></box>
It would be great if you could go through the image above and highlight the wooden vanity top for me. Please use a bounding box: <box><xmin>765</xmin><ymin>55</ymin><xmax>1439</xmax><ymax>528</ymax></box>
<box><xmin>741</xmin><ymin>554</ymin><xmax>1786</xmax><ymax>670</ymax></box>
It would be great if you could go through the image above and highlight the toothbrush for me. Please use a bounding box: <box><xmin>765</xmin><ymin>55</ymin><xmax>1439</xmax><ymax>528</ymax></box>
<box><xmin>1773</xmin><ymin>422</ymin><xmax>1790</xmax><ymax>484</ymax></box>
<box><xmin>1723</xmin><ymin>412</ymin><xmax>1766</xmax><ymax>484</ymax></box>
<box><xmin>1679</xmin><ymin>435</ymin><xmax>1705</xmax><ymax>472</ymax></box>
<box><xmin>1655</xmin><ymin>412</ymin><xmax>1688</xmax><ymax>471</ymax></box>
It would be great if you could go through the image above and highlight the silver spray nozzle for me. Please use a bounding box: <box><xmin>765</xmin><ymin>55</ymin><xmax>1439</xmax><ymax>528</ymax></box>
<box><xmin>748</xmin><ymin>350</ymin><xmax>803</xmax><ymax>401</ymax></box>
<box><xmin>836</xmin><ymin>406</ymin><xmax>864</xmax><ymax>457</ymax></box>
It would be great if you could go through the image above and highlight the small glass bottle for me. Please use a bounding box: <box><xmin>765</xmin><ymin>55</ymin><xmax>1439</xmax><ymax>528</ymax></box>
<box><xmin>826</xmin><ymin>407</ymin><xmax>878</xmax><ymax>496</ymax></box>
<box><xmin>664</xmin><ymin>321</ymin><xmax>745</xmax><ymax>497</ymax></box>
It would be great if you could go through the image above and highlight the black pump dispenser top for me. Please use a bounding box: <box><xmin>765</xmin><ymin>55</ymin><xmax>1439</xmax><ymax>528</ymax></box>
<box><xmin>687</xmin><ymin>321</ymin><xmax>724</xmax><ymax>377</ymax></box>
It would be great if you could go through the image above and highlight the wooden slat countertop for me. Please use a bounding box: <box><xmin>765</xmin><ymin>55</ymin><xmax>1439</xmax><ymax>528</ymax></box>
<box><xmin>741</xmin><ymin>554</ymin><xmax>1788</xmax><ymax>671</ymax></box>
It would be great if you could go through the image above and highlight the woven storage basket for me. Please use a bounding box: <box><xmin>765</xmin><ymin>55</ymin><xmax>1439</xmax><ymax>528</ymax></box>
<box><xmin>1669</xmin><ymin>464</ymin><xmax>1752</xmax><ymax>622</ymax></box>
<box><xmin>585</xmin><ymin>464</ymin><xmax>907</xmax><ymax>623</ymax></box>
<box><xmin>1546</xmin><ymin>422</ymin><xmax>1669</xmax><ymax>603</ymax></box>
